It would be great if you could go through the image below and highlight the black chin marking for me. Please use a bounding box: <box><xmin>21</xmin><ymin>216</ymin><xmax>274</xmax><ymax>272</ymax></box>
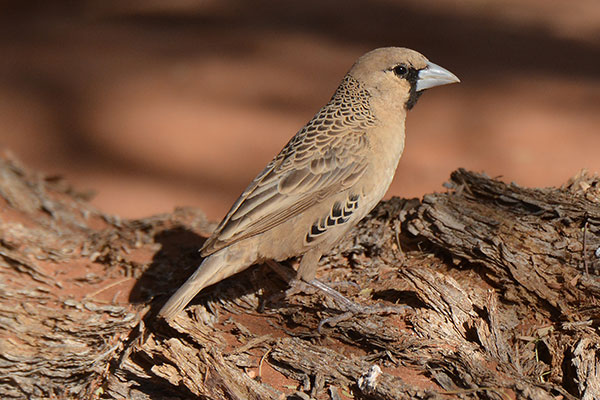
<box><xmin>405</xmin><ymin>68</ymin><xmax>422</xmax><ymax>110</ymax></box>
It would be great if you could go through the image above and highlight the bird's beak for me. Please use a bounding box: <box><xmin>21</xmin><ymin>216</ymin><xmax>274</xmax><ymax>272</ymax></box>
<box><xmin>416</xmin><ymin>61</ymin><xmax>460</xmax><ymax>91</ymax></box>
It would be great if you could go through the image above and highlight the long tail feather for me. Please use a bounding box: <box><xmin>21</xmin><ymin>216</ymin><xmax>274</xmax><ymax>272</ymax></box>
<box><xmin>158</xmin><ymin>249</ymin><xmax>251</xmax><ymax>320</ymax></box>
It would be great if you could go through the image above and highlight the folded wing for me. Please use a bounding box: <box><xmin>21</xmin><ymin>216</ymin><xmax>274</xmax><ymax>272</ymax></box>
<box><xmin>201</xmin><ymin>127</ymin><xmax>369</xmax><ymax>256</ymax></box>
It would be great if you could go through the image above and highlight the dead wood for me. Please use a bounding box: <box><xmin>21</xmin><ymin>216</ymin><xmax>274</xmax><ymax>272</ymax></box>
<box><xmin>0</xmin><ymin>155</ymin><xmax>599</xmax><ymax>400</ymax></box>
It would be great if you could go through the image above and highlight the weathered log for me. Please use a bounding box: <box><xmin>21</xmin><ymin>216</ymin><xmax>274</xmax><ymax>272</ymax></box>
<box><xmin>0</xmin><ymin>155</ymin><xmax>598</xmax><ymax>399</ymax></box>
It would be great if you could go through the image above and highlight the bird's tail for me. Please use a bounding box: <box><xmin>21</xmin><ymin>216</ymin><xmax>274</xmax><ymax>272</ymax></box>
<box><xmin>158</xmin><ymin>247</ymin><xmax>253</xmax><ymax>320</ymax></box>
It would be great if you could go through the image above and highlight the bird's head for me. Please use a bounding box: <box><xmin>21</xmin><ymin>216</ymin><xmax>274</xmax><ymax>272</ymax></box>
<box><xmin>348</xmin><ymin>47</ymin><xmax>460</xmax><ymax>111</ymax></box>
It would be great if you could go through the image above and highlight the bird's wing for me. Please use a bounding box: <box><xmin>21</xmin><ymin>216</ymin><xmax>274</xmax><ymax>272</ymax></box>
<box><xmin>201</xmin><ymin>124</ymin><xmax>370</xmax><ymax>256</ymax></box>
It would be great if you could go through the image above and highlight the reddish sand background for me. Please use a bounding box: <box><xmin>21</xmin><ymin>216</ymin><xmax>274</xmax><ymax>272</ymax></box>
<box><xmin>1</xmin><ymin>0</ymin><xmax>599</xmax><ymax>220</ymax></box>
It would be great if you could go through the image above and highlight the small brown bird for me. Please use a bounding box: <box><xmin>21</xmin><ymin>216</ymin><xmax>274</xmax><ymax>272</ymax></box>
<box><xmin>159</xmin><ymin>47</ymin><xmax>459</xmax><ymax>320</ymax></box>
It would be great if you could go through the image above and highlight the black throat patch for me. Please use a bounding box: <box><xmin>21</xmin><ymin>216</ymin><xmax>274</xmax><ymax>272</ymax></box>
<box><xmin>405</xmin><ymin>67</ymin><xmax>423</xmax><ymax>110</ymax></box>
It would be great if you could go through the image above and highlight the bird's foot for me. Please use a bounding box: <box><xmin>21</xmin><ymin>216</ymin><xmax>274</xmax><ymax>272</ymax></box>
<box><xmin>289</xmin><ymin>278</ymin><xmax>411</xmax><ymax>332</ymax></box>
<box><xmin>316</xmin><ymin>303</ymin><xmax>411</xmax><ymax>332</ymax></box>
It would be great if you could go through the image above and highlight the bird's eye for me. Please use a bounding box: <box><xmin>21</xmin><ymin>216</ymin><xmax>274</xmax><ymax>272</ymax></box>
<box><xmin>393</xmin><ymin>65</ymin><xmax>408</xmax><ymax>77</ymax></box>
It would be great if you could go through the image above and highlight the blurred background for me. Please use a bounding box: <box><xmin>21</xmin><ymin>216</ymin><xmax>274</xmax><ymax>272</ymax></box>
<box><xmin>1</xmin><ymin>0</ymin><xmax>599</xmax><ymax>220</ymax></box>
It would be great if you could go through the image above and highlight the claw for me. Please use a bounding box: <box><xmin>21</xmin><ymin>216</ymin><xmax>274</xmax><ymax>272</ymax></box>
<box><xmin>317</xmin><ymin>303</ymin><xmax>412</xmax><ymax>332</ymax></box>
<box><xmin>305</xmin><ymin>279</ymin><xmax>412</xmax><ymax>332</ymax></box>
<box><xmin>264</xmin><ymin>260</ymin><xmax>412</xmax><ymax>332</ymax></box>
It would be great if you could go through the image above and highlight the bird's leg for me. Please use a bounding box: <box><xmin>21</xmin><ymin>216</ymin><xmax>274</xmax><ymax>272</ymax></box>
<box><xmin>305</xmin><ymin>278</ymin><xmax>362</xmax><ymax>312</ymax></box>
<box><xmin>265</xmin><ymin>259</ymin><xmax>355</xmax><ymax>306</ymax></box>
<box><xmin>264</xmin><ymin>259</ymin><xmax>296</xmax><ymax>282</ymax></box>
<box><xmin>265</xmin><ymin>260</ymin><xmax>409</xmax><ymax>331</ymax></box>
<box><xmin>304</xmin><ymin>279</ymin><xmax>411</xmax><ymax>332</ymax></box>
<box><xmin>259</xmin><ymin>260</ymin><xmax>297</xmax><ymax>309</ymax></box>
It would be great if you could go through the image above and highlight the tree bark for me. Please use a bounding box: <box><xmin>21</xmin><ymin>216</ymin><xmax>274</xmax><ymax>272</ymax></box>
<box><xmin>1</xmin><ymin>156</ymin><xmax>598</xmax><ymax>400</ymax></box>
